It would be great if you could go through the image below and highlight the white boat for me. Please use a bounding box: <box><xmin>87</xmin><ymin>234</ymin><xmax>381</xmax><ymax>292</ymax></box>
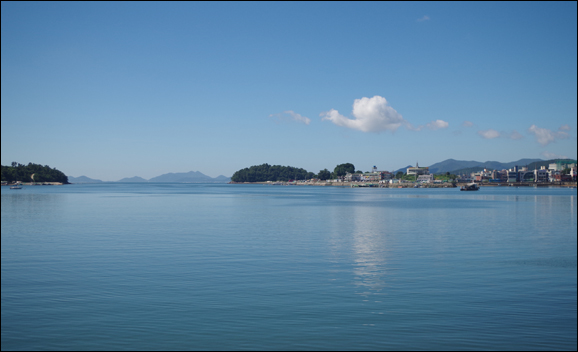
<box><xmin>10</xmin><ymin>185</ymin><xmax>22</xmax><ymax>189</ymax></box>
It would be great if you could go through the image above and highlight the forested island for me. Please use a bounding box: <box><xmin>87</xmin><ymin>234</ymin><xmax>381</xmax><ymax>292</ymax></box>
<box><xmin>230</xmin><ymin>163</ymin><xmax>356</xmax><ymax>182</ymax></box>
<box><xmin>1</xmin><ymin>162</ymin><xmax>69</xmax><ymax>184</ymax></box>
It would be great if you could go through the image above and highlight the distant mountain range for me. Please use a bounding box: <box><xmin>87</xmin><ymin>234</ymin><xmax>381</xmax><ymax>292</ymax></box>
<box><xmin>67</xmin><ymin>175</ymin><xmax>104</xmax><ymax>183</ymax></box>
<box><xmin>390</xmin><ymin>158</ymin><xmax>545</xmax><ymax>175</ymax></box>
<box><xmin>117</xmin><ymin>176</ymin><xmax>148</xmax><ymax>183</ymax></box>
<box><xmin>148</xmin><ymin>171</ymin><xmax>231</xmax><ymax>183</ymax></box>
<box><xmin>69</xmin><ymin>171</ymin><xmax>231</xmax><ymax>183</ymax></box>
<box><xmin>427</xmin><ymin>158</ymin><xmax>543</xmax><ymax>174</ymax></box>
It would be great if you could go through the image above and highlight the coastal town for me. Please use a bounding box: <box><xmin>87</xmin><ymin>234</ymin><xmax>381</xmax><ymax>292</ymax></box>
<box><xmin>250</xmin><ymin>160</ymin><xmax>578</xmax><ymax>188</ymax></box>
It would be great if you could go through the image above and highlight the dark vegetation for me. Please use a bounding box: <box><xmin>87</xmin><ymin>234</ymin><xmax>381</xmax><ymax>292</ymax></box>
<box><xmin>231</xmin><ymin>163</ymin><xmax>357</xmax><ymax>182</ymax></box>
<box><xmin>1</xmin><ymin>162</ymin><xmax>69</xmax><ymax>183</ymax></box>
<box><xmin>231</xmin><ymin>164</ymin><xmax>315</xmax><ymax>182</ymax></box>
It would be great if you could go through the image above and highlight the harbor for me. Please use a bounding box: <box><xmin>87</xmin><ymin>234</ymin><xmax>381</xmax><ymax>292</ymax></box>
<box><xmin>232</xmin><ymin>180</ymin><xmax>577</xmax><ymax>188</ymax></box>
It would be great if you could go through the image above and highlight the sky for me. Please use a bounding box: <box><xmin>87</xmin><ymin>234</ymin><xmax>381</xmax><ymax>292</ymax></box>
<box><xmin>1</xmin><ymin>2</ymin><xmax>577</xmax><ymax>181</ymax></box>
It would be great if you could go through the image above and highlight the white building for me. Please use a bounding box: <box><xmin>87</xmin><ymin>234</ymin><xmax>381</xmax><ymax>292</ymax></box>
<box><xmin>407</xmin><ymin>162</ymin><xmax>429</xmax><ymax>176</ymax></box>
<box><xmin>534</xmin><ymin>167</ymin><xmax>549</xmax><ymax>182</ymax></box>
<box><xmin>345</xmin><ymin>173</ymin><xmax>362</xmax><ymax>182</ymax></box>
<box><xmin>417</xmin><ymin>174</ymin><xmax>434</xmax><ymax>183</ymax></box>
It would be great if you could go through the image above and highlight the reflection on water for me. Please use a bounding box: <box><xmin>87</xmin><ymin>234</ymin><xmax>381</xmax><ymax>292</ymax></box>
<box><xmin>570</xmin><ymin>196</ymin><xmax>576</xmax><ymax>226</ymax></box>
<box><xmin>351</xmin><ymin>202</ymin><xmax>388</xmax><ymax>297</ymax></box>
<box><xmin>1</xmin><ymin>185</ymin><xmax>576</xmax><ymax>350</ymax></box>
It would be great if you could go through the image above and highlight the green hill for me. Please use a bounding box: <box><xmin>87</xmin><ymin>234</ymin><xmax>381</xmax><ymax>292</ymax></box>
<box><xmin>428</xmin><ymin>158</ymin><xmax>543</xmax><ymax>174</ymax></box>
<box><xmin>1</xmin><ymin>162</ymin><xmax>69</xmax><ymax>183</ymax></box>
<box><xmin>231</xmin><ymin>164</ymin><xmax>315</xmax><ymax>182</ymax></box>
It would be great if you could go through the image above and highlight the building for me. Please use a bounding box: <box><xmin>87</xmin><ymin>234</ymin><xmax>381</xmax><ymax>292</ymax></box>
<box><xmin>362</xmin><ymin>172</ymin><xmax>381</xmax><ymax>182</ymax></box>
<box><xmin>381</xmin><ymin>171</ymin><xmax>393</xmax><ymax>180</ymax></box>
<box><xmin>407</xmin><ymin>162</ymin><xmax>429</xmax><ymax>176</ymax></box>
<box><xmin>417</xmin><ymin>174</ymin><xmax>434</xmax><ymax>183</ymax></box>
<box><xmin>346</xmin><ymin>170</ymin><xmax>394</xmax><ymax>182</ymax></box>
<box><xmin>534</xmin><ymin>166</ymin><xmax>549</xmax><ymax>182</ymax></box>
<box><xmin>519</xmin><ymin>171</ymin><xmax>535</xmax><ymax>182</ymax></box>
<box><xmin>344</xmin><ymin>173</ymin><xmax>362</xmax><ymax>182</ymax></box>
<box><xmin>507</xmin><ymin>166</ymin><xmax>519</xmax><ymax>183</ymax></box>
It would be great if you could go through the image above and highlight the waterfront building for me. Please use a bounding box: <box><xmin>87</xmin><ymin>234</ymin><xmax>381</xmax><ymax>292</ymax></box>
<box><xmin>534</xmin><ymin>167</ymin><xmax>549</xmax><ymax>182</ymax></box>
<box><xmin>520</xmin><ymin>171</ymin><xmax>535</xmax><ymax>182</ymax></box>
<box><xmin>362</xmin><ymin>173</ymin><xmax>381</xmax><ymax>182</ymax></box>
<box><xmin>407</xmin><ymin>162</ymin><xmax>429</xmax><ymax>176</ymax></box>
<box><xmin>549</xmin><ymin>163</ymin><xmax>560</xmax><ymax>171</ymax></box>
<box><xmin>507</xmin><ymin>166</ymin><xmax>519</xmax><ymax>183</ymax></box>
<box><xmin>549</xmin><ymin>160</ymin><xmax>577</xmax><ymax>171</ymax></box>
<box><xmin>345</xmin><ymin>173</ymin><xmax>362</xmax><ymax>182</ymax></box>
<box><xmin>417</xmin><ymin>174</ymin><xmax>434</xmax><ymax>183</ymax></box>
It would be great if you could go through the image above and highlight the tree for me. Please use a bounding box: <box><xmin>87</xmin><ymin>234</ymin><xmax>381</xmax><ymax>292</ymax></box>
<box><xmin>333</xmin><ymin>163</ymin><xmax>355</xmax><ymax>177</ymax></box>
<box><xmin>317</xmin><ymin>169</ymin><xmax>331</xmax><ymax>180</ymax></box>
<box><xmin>396</xmin><ymin>171</ymin><xmax>404</xmax><ymax>179</ymax></box>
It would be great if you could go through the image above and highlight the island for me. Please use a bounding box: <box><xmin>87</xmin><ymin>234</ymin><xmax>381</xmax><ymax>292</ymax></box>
<box><xmin>1</xmin><ymin>162</ymin><xmax>69</xmax><ymax>185</ymax></box>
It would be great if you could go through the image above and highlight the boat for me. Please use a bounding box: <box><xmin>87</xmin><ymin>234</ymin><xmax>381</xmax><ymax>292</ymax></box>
<box><xmin>10</xmin><ymin>185</ymin><xmax>22</xmax><ymax>189</ymax></box>
<box><xmin>460</xmin><ymin>183</ymin><xmax>479</xmax><ymax>191</ymax></box>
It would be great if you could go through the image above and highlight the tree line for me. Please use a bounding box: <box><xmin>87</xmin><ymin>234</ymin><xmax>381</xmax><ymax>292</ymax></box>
<box><xmin>231</xmin><ymin>163</ymin><xmax>465</xmax><ymax>183</ymax></box>
<box><xmin>1</xmin><ymin>162</ymin><xmax>69</xmax><ymax>183</ymax></box>
<box><xmin>231</xmin><ymin>163</ymin><xmax>357</xmax><ymax>182</ymax></box>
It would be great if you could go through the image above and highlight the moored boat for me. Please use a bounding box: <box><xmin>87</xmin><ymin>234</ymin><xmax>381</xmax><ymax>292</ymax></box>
<box><xmin>460</xmin><ymin>183</ymin><xmax>479</xmax><ymax>191</ymax></box>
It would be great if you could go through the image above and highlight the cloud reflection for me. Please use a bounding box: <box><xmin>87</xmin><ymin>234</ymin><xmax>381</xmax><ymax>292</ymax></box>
<box><xmin>350</xmin><ymin>205</ymin><xmax>389</xmax><ymax>297</ymax></box>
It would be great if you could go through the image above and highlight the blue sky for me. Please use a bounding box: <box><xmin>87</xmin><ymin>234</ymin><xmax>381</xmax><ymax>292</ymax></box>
<box><xmin>2</xmin><ymin>2</ymin><xmax>576</xmax><ymax>181</ymax></box>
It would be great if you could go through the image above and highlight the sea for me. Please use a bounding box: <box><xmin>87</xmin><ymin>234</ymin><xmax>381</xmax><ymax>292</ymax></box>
<box><xmin>1</xmin><ymin>183</ymin><xmax>576</xmax><ymax>351</ymax></box>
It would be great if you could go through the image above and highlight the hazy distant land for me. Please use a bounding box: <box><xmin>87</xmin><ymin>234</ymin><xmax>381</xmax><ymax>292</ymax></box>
<box><xmin>68</xmin><ymin>171</ymin><xmax>231</xmax><ymax>184</ymax></box>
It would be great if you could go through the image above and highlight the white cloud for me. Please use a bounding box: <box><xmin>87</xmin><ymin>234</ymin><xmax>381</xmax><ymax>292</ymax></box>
<box><xmin>559</xmin><ymin>124</ymin><xmax>571</xmax><ymax>131</ymax></box>
<box><xmin>462</xmin><ymin>121</ymin><xmax>474</xmax><ymax>127</ymax></box>
<box><xmin>426</xmin><ymin>120</ymin><xmax>449</xmax><ymax>130</ymax></box>
<box><xmin>269</xmin><ymin>110</ymin><xmax>311</xmax><ymax>125</ymax></box>
<box><xmin>417</xmin><ymin>15</ymin><xmax>430</xmax><ymax>22</ymax></box>
<box><xmin>541</xmin><ymin>151</ymin><xmax>568</xmax><ymax>159</ymax></box>
<box><xmin>478</xmin><ymin>129</ymin><xmax>501</xmax><ymax>139</ymax></box>
<box><xmin>321</xmin><ymin>96</ymin><xmax>405</xmax><ymax>133</ymax></box>
<box><xmin>321</xmin><ymin>96</ymin><xmax>448</xmax><ymax>133</ymax></box>
<box><xmin>528</xmin><ymin>124</ymin><xmax>569</xmax><ymax>146</ymax></box>
<box><xmin>509</xmin><ymin>130</ymin><xmax>524</xmax><ymax>140</ymax></box>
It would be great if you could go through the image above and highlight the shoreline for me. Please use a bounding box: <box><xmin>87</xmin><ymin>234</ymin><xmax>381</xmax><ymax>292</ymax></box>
<box><xmin>1</xmin><ymin>182</ymin><xmax>65</xmax><ymax>186</ymax></box>
<box><xmin>229</xmin><ymin>181</ymin><xmax>578</xmax><ymax>188</ymax></box>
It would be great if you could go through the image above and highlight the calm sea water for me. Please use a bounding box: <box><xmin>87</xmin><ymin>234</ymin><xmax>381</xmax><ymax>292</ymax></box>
<box><xmin>1</xmin><ymin>184</ymin><xmax>576</xmax><ymax>351</ymax></box>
